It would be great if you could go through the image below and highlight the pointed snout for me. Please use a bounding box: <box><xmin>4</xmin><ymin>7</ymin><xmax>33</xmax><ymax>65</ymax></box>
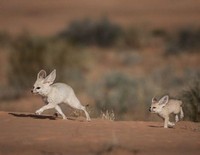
<box><xmin>149</xmin><ymin>107</ymin><xmax>152</xmax><ymax>112</ymax></box>
<box><xmin>31</xmin><ymin>89</ymin><xmax>36</xmax><ymax>94</ymax></box>
<box><xmin>31</xmin><ymin>88</ymin><xmax>39</xmax><ymax>95</ymax></box>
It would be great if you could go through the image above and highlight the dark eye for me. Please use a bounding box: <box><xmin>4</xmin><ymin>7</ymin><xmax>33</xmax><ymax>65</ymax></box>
<box><xmin>152</xmin><ymin>107</ymin><xmax>156</xmax><ymax>109</ymax></box>
<box><xmin>36</xmin><ymin>87</ymin><xmax>41</xmax><ymax>89</ymax></box>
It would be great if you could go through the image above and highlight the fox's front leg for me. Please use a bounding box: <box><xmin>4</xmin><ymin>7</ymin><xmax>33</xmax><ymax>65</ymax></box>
<box><xmin>35</xmin><ymin>104</ymin><xmax>55</xmax><ymax>115</ymax></box>
<box><xmin>164</xmin><ymin>117</ymin><xmax>169</xmax><ymax>128</ymax></box>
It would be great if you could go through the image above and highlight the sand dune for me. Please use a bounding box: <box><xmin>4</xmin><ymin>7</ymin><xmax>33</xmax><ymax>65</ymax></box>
<box><xmin>0</xmin><ymin>111</ymin><xmax>199</xmax><ymax>155</ymax></box>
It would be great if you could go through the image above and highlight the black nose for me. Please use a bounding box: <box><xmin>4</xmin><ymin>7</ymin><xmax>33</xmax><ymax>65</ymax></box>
<box><xmin>149</xmin><ymin>107</ymin><xmax>151</xmax><ymax>112</ymax></box>
<box><xmin>31</xmin><ymin>90</ymin><xmax>33</xmax><ymax>93</ymax></box>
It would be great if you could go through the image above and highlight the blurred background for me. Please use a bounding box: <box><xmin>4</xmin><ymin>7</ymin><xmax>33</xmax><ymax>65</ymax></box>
<box><xmin>0</xmin><ymin>0</ymin><xmax>200</xmax><ymax>121</ymax></box>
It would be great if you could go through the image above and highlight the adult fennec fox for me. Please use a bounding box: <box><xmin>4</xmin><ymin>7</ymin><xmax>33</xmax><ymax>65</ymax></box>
<box><xmin>31</xmin><ymin>69</ymin><xmax>91</xmax><ymax>121</ymax></box>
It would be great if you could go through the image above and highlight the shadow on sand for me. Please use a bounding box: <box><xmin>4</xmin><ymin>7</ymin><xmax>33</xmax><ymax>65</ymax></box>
<box><xmin>148</xmin><ymin>125</ymin><xmax>174</xmax><ymax>129</ymax></box>
<box><xmin>148</xmin><ymin>125</ymin><xmax>163</xmax><ymax>128</ymax></box>
<box><xmin>9</xmin><ymin>112</ymin><xmax>56</xmax><ymax>120</ymax></box>
<box><xmin>8</xmin><ymin>112</ymin><xmax>83</xmax><ymax>121</ymax></box>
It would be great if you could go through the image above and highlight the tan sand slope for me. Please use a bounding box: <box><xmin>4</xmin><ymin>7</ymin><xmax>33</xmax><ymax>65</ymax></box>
<box><xmin>0</xmin><ymin>111</ymin><xmax>200</xmax><ymax>155</ymax></box>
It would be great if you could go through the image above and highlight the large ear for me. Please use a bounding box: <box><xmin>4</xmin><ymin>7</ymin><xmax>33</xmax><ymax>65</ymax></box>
<box><xmin>37</xmin><ymin>70</ymin><xmax>46</xmax><ymax>79</ymax></box>
<box><xmin>158</xmin><ymin>95</ymin><xmax>169</xmax><ymax>105</ymax></box>
<box><xmin>152</xmin><ymin>96</ymin><xmax>158</xmax><ymax>103</ymax></box>
<box><xmin>43</xmin><ymin>69</ymin><xmax>56</xmax><ymax>84</ymax></box>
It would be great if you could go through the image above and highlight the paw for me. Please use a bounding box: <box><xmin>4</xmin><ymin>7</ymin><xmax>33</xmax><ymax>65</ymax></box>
<box><xmin>62</xmin><ymin>116</ymin><xmax>67</xmax><ymax>120</ymax></box>
<box><xmin>86</xmin><ymin>118</ymin><xmax>91</xmax><ymax>122</ymax></box>
<box><xmin>168</xmin><ymin>122</ymin><xmax>175</xmax><ymax>128</ymax></box>
<box><xmin>35</xmin><ymin>109</ymin><xmax>43</xmax><ymax>115</ymax></box>
<box><xmin>171</xmin><ymin>122</ymin><xmax>175</xmax><ymax>126</ymax></box>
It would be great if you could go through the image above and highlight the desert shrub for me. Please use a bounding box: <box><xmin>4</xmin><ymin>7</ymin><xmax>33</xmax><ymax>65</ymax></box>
<box><xmin>119</xmin><ymin>28</ymin><xmax>142</xmax><ymax>48</ymax></box>
<box><xmin>58</xmin><ymin>18</ymin><xmax>122</xmax><ymax>47</ymax></box>
<box><xmin>0</xmin><ymin>31</ymin><xmax>11</xmax><ymax>47</ymax></box>
<box><xmin>165</xmin><ymin>42</ymin><xmax>182</xmax><ymax>56</ymax></box>
<box><xmin>180</xmin><ymin>79</ymin><xmax>200</xmax><ymax>122</ymax></box>
<box><xmin>90</xmin><ymin>73</ymin><xmax>151</xmax><ymax>120</ymax></box>
<box><xmin>177</xmin><ymin>28</ymin><xmax>200</xmax><ymax>50</ymax></box>
<box><xmin>44</xmin><ymin>40</ymin><xmax>87</xmax><ymax>82</ymax></box>
<box><xmin>151</xmin><ymin>67</ymin><xmax>185</xmax><ymax>91</ymax></box>
<box><xmin>151</xmin><ymin>29</ymin><xmax>168</xmax><ymax>38</ymax></box>
<box><xmin>165</xmin><ymin>28</ymin><xmax>200</xmax><ymax>55</ymax></box>
<box><xmin>8</xmin><ymin>33</ymin><xmax>47</xmax><ymax>90</ymax></box>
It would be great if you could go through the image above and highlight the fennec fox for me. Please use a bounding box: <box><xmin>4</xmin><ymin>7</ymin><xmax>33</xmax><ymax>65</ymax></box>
<box><xmin>31</xmin><ymin>69</ymin><xmax>91</xmax><ymax>121</ymax></box>
<box><xmin>149</xmin><ymin>95</ymin><xmax>184</xmax><ymax>128</ymax></box>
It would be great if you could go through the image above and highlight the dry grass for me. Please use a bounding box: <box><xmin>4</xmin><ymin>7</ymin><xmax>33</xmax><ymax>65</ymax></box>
<box><xmin>101</xmin><ymin>110</ymin><xmax>115</xmax><ymax>121</ymax></box>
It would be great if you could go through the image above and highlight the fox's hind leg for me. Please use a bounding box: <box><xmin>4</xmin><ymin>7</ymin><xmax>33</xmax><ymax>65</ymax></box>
<box><xmin>81</xmin><ymin>106</ymin><xmax>91</xmax><ymax>121</ymax></box>
<box><xmin>175</xmin><ymin>114</ymin><xmax>179</xmax><ymax>122</ymax></box>
<box><xmin>55</xmin><ymin>105</ymin><xmax>67</xmax><ymax>120</ymax></box>
<box><xmin>180</xmin><ymin>107</ymin><xmax>184</xmax><ymax>119</ymax></box>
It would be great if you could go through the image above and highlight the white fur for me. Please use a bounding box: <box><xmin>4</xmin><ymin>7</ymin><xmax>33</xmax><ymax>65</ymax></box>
<box><xmin>32</xmin><ymin>69</ymin><xmax>91</xmax><ymax>121</ymax></box>
<box><xmin>150</xmin><ymin>95</ymin><xmax>184</xmax><ymax>128</ymax></box>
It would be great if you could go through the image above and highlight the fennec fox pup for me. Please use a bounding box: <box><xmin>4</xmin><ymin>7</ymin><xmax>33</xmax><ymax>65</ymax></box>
<box><xmin>31</xmin><ymin>69</ymin><xmax>91</xmax><ymax>121</ymax></box>
<box><xmin>149</xmin><ymin>95</ymin><xmax>184</xmax><ymax>128</ymax></box>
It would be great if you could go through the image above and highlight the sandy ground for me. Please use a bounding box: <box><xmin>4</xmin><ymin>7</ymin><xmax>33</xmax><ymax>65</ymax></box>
<box><xmin>0</xmin><ymin>111</ymin><xmax>199</xmax><ymax>155</ymax></box>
